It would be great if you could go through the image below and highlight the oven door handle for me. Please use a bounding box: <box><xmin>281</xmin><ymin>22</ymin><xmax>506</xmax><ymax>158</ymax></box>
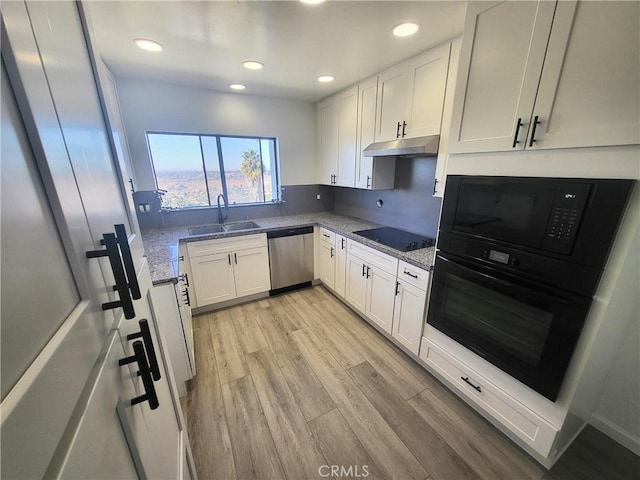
<box><xmin>436</xmin><ymin>253</ymin><xmax>578</xmax><ymax>304</ymax></box>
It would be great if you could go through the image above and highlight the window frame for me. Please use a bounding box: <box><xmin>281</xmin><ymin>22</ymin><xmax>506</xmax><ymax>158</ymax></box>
<box><xmin>146</xmin><ymin>130</ymin><xmax>281</xmax><ymax>210</ymax></box>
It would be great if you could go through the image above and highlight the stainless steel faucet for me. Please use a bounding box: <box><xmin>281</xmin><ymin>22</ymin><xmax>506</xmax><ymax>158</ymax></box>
<box><xmin>217</xmin><ymin>193</ymin><xmax>228</xmax><ymax>224</ymax></box>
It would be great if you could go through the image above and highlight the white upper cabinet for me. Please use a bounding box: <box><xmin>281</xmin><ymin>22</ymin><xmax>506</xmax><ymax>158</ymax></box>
<box><xmin>318</xmin><ymin>86</ymin><xmax>358</xmax><ymax>187</ymax></box>
<box><xmin>449</xmin><ymin>0</ymin><xmax>640</xmax><ymax>154</ymax></box>
<box><xmin>376</xmin><ymin>43</ymin><xmax>452</xmax><ymax>142</ymax></box>
<box><xmin>529</xmin><ymin>1</ymin><xmax>640</xmax><ymax>150</ymax></box>
<box><xmin>375</xmin><ymin>63</ymin><xmax>409</xmax><ymax>142</ymax></box>
<box><xmin>404</xmin><ymin>44</ymin><xmax>452</xmax><ymax>139</ymax></box>
<box><xmin>356</xmin><ymin>77</ymin><xmax>396</xmax><ymax>190</ymax></box>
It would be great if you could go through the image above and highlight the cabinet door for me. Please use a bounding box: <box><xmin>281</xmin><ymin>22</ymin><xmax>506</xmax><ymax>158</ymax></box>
<box><xmin>190</xmin><ymin>252</ymin><xmax>236</xmax><ymax>306</ymax></box>
<box><xmin>529</xmin><ymin>1</ymin><xmax>640</xmax><ymax>150</ymax></box>
<box><xmin>434</xmin><ymin>38</ymin><xmax>462</xmax><ymax>197</ymax></box>
<box><xmin>345</xmin><ymin>255</ymin><xmax>368</xmax><ymax>314</ymax></box>
<box><xmin>356</xmin><ymin>77</ymin><xmax>378</xmax><ymax>189</ymax></box>
<box><xmin>404</xmin><ymin>43</ymin><xmax>451</xmax><ymax>139</ymax></box>
<box><xmin>336</xmin><ymin>86</ymin><xmax>358</xmax><ymax>187</ymax></box>
<box><xmin>392</xmin><ymin>280</ymin><xmax>427</xmax><ymax>355</ymax></box>
<box><xmin>449</xmin><ymin>1</ymin><xmax>556</xmax><ymax>153</ymax></box>
<box><xmin>318</xmin><ymin>99</ymin><xmax>338</xmax><ymax>185</ymax></box>
<box><xmin>366</xmin><ymin>266</ymin><xmax>397</xmax><ymax>334</ymax></box>
<box><xmin>334</xmin><ymin>235</ymin><xmax>348</xmax><ymax>297</ymax></box>
<box><xmin>233</xmin><ymin>246</ymin><xmax>271</xmax><ymax>297</ymax></box>
<box><xmin>375</xmin><ymin>63</ymin><xmax>409</xmax><ymax>142</ymax></box>
<box><xmin>318</xmin><ymin>240</ymin><xmax>336</xmax><ymax>290</ymax></box>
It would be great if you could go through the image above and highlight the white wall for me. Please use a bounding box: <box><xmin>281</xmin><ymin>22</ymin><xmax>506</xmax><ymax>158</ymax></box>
<box><xmin>591</xmin><ymin>306</ymin><xmax>640</xmax><ymax>455</ymax></box>
<box><xmin>115</xmin><ymin>78</ymin><xmax>317</xmax><ymax>190</ymax></box>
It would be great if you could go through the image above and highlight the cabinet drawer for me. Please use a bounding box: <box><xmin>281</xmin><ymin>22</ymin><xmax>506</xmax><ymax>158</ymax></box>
<box><xmin>347</xmin><ymin>240</ymin><xmax>398</xmax><ymax>275</ymax></box>
<box><xmin>419</xmin><ymin>338</ymin><xmax>557</xmax><ymax>457</ymax></box>
<box><xmin>186</xmin><ymin>233</ymin><xmax>267</xmax><ymax>258</ymax></box>
<box><xmin>397</xmin><ymin>260</ymin><xmax>429</xmax><ymax>291</ymax></box>
<box><xmin>319</xmin><ymin>227</ymin><xmax>336</xmax><ymax>245</ymax></box>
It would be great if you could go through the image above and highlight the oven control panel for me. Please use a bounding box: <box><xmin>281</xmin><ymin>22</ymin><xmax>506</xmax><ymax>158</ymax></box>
<box><xmin>542</xmin><ymin>184</ymin><xmax>590</xmax><ymax>254</ymax></box>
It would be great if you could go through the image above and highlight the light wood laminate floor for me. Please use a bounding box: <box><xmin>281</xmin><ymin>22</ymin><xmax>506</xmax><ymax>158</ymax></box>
<box><xmin>184</xmin><ymin>286</ymin><xmax>639</xmax><ymax>480</ymax></box>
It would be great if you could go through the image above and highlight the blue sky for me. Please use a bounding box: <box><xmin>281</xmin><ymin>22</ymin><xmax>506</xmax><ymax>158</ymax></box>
<box><xmin>148</xmin><ymin>133</ymin><xmax>272</xmax><ymax>172</ymax></box>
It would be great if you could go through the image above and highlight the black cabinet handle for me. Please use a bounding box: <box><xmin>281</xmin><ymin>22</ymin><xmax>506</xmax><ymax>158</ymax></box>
<box><xmin>179</xmin><ymin>273</ymin><xmax>189</xmax><ymax>287</ymax></box>
<box><xmin>362</xmin><ymin>264</ymin><xmax>366</xmax><ymax>277</ymax></box>
<box><xmin>120</xmin><ymin>340</ymin><xmax>159</xmax><ymax>410</ymax></box>
<box><xmin>228</xmin><ymin>253</ymin><xmax>231</xmax><ymax>265</ymax></box>
<box><xmin>395</xmin><ymin>281</ymin><xmax>400</xmax><ymax>296</ymax></box>
<box><xmin>127</xmin><ymin>319</ymin><xmax>161</xmax><ymax>381</ymax></box>
<box><xmin>87</xmin><ymin>233</ymin><xmax>135</xmax><ymax>319</ymax></box>
<box><xmin>396</xmin><ymin>122</ymin><xmax>401</xmax><ymax>138</ymax></box>
<box><xmin>366</xmin><ymin>266</ymin><xmax>371</xmax><ymax>279</ymax></box>
<box><xmin>433</xmin><ymin>178</ymin><xmax>439</xmax><ymax>195</ymax></box>
<box><xmin>323</xmin><ymin>233</ymin><xmax>331</xmax><ymax>238</ymax></box>
<box><xmin>366</xmin><ymin>175</ymin><xmax>371</xmax><ymax>189</ymax></box>
<box><xmin>234</xmin><ymin>252</ymin><xmax>238</xmax><ymax>264</ymax></box>
<box><xmin>512</xmin><ymin>118</ymin><xmax>523</xmax><ymax>148</ymax></box>
<box><xmin>528</xmin><ymin>115</ymin><xmax>541</xmax><ymax>147</ymax></box>
<box><xmin>330</xmin><ymin>247</ymin><xmax>334</xmax><ymax>258</ymax></box>
<box><xmin>183</xmin><ymin>288</ymin><xmax>191</xmax><ymax>307</ymax></box>
<box><xmin>114</xmin><ymin>224</ymin><xmax>141</xmax><ymax>300</ymax></box>
<box><xmin>404</xmin><ymin>270</ymin><xmax>418</xmax><ymax>279</ymax></box>
<box><xmin>461</xmin><ymin>376</ymin><xmax>482</xmax><ymax>393</ymax></box>
<box><xmin>341</xmin><ymin>238</ymin><xmax>345</xmax><ymax>250</ymax></box>
<box><xmin>401</xmin><ymin>121</ymin><xmax>407</xmax><ymax>137</ymax></box>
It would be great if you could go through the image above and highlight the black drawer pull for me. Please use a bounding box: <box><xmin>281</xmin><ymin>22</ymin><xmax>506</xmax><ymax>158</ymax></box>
<box><xmin>127</xmin><ymin>319</ymin><xmax>161</xmax><ymax>381</ymax></box>
<box><xmin>323</xmin><ymin>233</ymin><xmax>331</xmax><ymax>238</ymax></box>
<box><xmin>330</xmin><ymin>247</ymin><xmax>334</xmax><ymax>258</ymax></box>
<box><xmin>366</xmin><ymin>176</ymin><xmax>371</xmax><ymax>189</ymax></box>
<box><xmin>401</xmin><ymin>121</ymin><xmax>407</xmax><ymax>137</ymax></box>
<box><xmin>341</xmin><ymin>238</ymin><xmax>345</xmax><ymax>250</ymax></box>
<box><xmin>396</xmin><ymin>122</ymin><xmax>401</xmax><ymax>139</ymax></box>
<box><xmin>404</xmin><ymin>270</ymin><xmax>418</xmax><ymax>279</ymax></box>
<box><xmin>179</xmin><ymin>273</ymin><xmax>189</xmax><ymax>287</ymax></box>
<box><xmin>87</xmin><ymin>233</ymin><xmax>135</xmax><ymax>319</ymax></box>
<box><xmin>461</xmin><ymin>376</ymin><xmax>482</xmax><ymax>393</ymax></box>
<box><xmin>366</xmin><ymin>266</ymin><xmax>371</xmax><ymax>279</ymax></box>
<box><xmin>362</xmin><ymin>264</ymin><xmax>366</xmax><ymax>277</ymax></box>
<box><xmin>395</xmin><ymin>281</ymin><xmax>400</xmax><ymax>296</ymax></box>
<box><xmin>183</xmin><ymin>288</ymin><xmax>191</xmax><ymax>307</ymax></box>
<box><xmin>120</xmin><ymin>340</ymin><xmax>159</xmax><ymax>410</ymax></box>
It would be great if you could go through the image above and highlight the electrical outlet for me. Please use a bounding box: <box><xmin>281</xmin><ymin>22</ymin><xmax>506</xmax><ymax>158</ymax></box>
<box><xmin>316</xmin><ymin>193</ymin><xmax>321</xmax><ymax>200</ymax></box>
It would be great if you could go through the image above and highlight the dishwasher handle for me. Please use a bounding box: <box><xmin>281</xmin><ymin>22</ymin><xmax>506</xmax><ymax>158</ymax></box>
<box><xmin>266</xmin><ymin>226</ymin><xmax>314</xmax><ymax>239</ymax></box>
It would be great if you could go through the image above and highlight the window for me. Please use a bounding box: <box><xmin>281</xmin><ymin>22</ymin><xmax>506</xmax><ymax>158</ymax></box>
<box><xmin>147</xmin><ymin>132</ymin><xmax>279</xmax><ymax>209</ymax></box>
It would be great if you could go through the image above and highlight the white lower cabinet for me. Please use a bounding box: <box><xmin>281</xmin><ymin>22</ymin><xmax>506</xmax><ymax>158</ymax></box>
<box><xmin>391</xmin><ymin>260</ymin><xmax>430</xmax><ymax>355</ymax></box>
<box><xmin>419</xmin><ymin>337</ymin><xmax>558</xmax><ymax>458</ymax></box>
<box><xmin>187</xmin><ymin>234</ymin><xmax>270</xmax><ymax>308</ymax></box>
<box><xmin>345</xmin><ymin>241</ymin><xmax>399</xmax><ymax>334</ymax></box>
<box><xmin>318</xmin><ymin>240</ymin><xmax>336</xmax><ymax>289</ymax></box>
<box><xmin>392</xmin><ymin>280</ymin><xmax>427</xmax><ymax>355</ymax></box>
<box><xmin>334</xmin><ymin>234</ymin><xmax>347</xmax><ymax>297</ymax></box>
<box><xmin>150</xmin><ymin>279</ymin><xmax>195</xmax><ymax>397</ymax></box>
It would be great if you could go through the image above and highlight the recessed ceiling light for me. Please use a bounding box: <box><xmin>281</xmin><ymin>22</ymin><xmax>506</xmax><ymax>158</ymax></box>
<box><xmin>229</xmin><ymin>83</ymin><xmax>246</xmax><ymax>90</ymax></box>
<box><xmin>243</xmin><ymin>61</ymin><xmax>264</xmax><ymax>70</ymax></box>
<box><xmin>392</xmin><ymin>22</ymin><xmax>420</xmax><ymax>37</ymax></box>
<box><xmin>134</xmin><ymin>38</ymin><xmax>163</xmax><ymax>52</ymax></box>
<box><xmin>318</xmin><ymin>75</ymin><xmax>335</xmax><ymax>83</ymax></box>
<box><xmin>300</xmin><ymin>0</ymin><xmax>325</xmax><ymax>4</ymax></box>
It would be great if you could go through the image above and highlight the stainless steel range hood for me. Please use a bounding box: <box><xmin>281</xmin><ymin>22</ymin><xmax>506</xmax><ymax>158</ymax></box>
<box><xmin>362</xmin><ymin>135</ymin><xmax>440</xmax><ymax>158</ymax></box>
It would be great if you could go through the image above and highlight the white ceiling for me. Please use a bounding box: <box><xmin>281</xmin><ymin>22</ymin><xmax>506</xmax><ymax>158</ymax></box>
<box><xmin>86</xmin><ymin>1</ymin><xmax>467</xmax><ymax>102</ymax></box>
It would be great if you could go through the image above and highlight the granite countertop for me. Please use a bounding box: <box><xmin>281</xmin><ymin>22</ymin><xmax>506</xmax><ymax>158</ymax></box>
<box><xmin>141</xmin><ymin>212</ymin><xmax>437</xmax><ymax>285</ymax></box>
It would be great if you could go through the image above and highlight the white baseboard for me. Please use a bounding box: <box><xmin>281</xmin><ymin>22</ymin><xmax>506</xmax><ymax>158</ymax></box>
<box><xmin>590</xmin><ymin>413</ymin><xmax>640</xmax><ymax>456</ymax></box>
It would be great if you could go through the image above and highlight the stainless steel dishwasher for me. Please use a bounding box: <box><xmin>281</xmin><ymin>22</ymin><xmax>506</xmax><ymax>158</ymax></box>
<box><xmin>267</xmin><ymin>226</ymin><xmax>314</xmax><ymax>295</ymax></box>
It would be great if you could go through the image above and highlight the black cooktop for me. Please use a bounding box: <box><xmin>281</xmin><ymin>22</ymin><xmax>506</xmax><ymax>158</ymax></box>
<box><xmin>354</xmin><ymin>227</ymin><xmax>435</xmax><ymax>252</ymax></box>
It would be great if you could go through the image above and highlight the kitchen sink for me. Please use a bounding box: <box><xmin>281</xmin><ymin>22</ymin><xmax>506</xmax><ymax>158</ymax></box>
<box><xmin>222</xmin><ymin>221</ymin><xmax>260</xmax><ymax>231</ymax></box>
<box><xmin>187</xmin><ymin>224</ymin><xmax>225</xmax><ymax>235</ymax></box>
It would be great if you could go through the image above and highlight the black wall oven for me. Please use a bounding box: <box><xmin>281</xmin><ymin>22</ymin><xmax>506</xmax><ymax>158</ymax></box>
<box><xmin>428</xmin><ymin>176</ymin><xmax>633</xmax><ymax>401</ymax></box>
